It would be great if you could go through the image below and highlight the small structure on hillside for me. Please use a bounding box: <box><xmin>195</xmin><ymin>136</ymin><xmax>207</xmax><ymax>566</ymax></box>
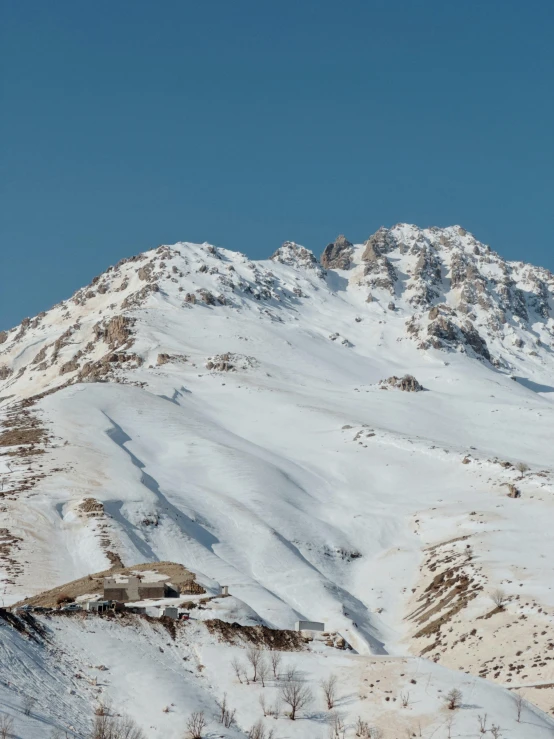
<box><xmin>295</xmin><ymin>620</ymin><xmax>325</xmax><ymax>632</ymax></box>
<box><xmin>85</xmin><ymin>600</ymin><xmax>122</xmax><ymax>614</ymax></box>
<box><xmin>104</xmin><ymin>575</ymin><xmax>167</xmax><ymax>603</ymax></box>
<box><xmin>103</xmin><ymin>568</ymin><xmax>205</xmax><ymax>604</ymax></box>
<box><xmin>161</xmin><ymin>606</ymin><xmax>179</xmax><ymax>620</ymax></box>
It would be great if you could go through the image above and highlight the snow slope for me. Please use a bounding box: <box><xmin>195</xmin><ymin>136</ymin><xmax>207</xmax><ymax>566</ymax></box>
<box><xmin>1</xmin><ymin>610</ymin><xmax>553</xmax><ymax>739</ymax></box>
<box><xmin>1</xmin><ymin>225</ymin><xmax>553</xmax><ymax>732</ymax></box>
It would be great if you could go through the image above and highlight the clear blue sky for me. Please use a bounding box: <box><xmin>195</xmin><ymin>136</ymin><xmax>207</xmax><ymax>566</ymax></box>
<box><xmin>1</xmin><ymin>0</ymin><xmax>553</xmax><ymax>329</ymax></box>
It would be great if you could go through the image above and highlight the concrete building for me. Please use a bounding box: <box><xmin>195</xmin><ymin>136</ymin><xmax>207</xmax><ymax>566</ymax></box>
<box><xmin>85</xmin><ymin>600</ymin><xmax>122</xmax><ymax>613</ymax></box>
<box><xmin>103</xmin><ymin>575</ymin><xmax>166</xmax><ymax>603</ymax></box>
<box><xmin>295</xmin><ymin>620</ymin><xmax>325</xmax><ymax>632</ymax></box>
<box><xmin>160</xmin><ymin>606</ymin><xmax>179</xmax><ymax>619</ymax></box>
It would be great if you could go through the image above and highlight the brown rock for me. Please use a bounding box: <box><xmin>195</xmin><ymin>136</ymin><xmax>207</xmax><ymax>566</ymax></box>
<box><xmin>320</xmin><ymin>235</ymin><xmax>353</xmax><ymax>270</ymax></box>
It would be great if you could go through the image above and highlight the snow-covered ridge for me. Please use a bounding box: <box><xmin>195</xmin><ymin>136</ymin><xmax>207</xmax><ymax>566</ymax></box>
<box><xmin>1</xmin><ymin>225</ymin><xmax>553</xmax><ymax>734</ymax></box>
<box><xmin>0</xmin><ymin>225</ymin><xmax>553</xmax><ymax>402</ymax></box>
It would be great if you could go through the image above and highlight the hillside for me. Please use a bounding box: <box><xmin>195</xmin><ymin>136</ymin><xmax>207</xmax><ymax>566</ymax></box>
<box><xmin>0</xmin><ymin>224</ymin><xmax>553</xmax><ymax>736</ymax></box>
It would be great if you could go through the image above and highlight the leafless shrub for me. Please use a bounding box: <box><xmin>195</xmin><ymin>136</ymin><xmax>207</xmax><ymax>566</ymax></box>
<box><xmin>321</xmin><ymin>674</ymin><xmax>338</xmax><ymax>710</ymax></box>
<box><xmin>22</xmin><ymin>695</ymin><xmax>35</xmax><ymax>716</ymax></box>
<box><xmin>260</xmin><ymin>696</ymin><xmax>280</xmax><ymax>718</ymax></box>
<box><xmin>246</xmin><ymin>646</ymin><xmax>264</xmax><ymax>682</ymax></box>
<box><xmin>185</xmin><ymin>711</ymin><xmax>206</xmax><ymax>739</ymax></box>
<box><xmin>490</xmin><ymin>725</ymin><xmax>503</xmax><ymax>739</ymax></box>
<box><xmin>400</xmin><ymin>691</ymin><xmax>411</xmax><ymax>707</ymax></box>
<box><xmin>56</xmin><ymin>593</ymin><xmax>74</xmax><ymax>605</ymax></box>
<box><xmin>282</xmin><ymin>664</ymin><xmax>299</xmax><ymax>682</ymax></box>
<box><xmin>94</xmin><ymin>700</ymin><xmax>111</xmax><ymax>717</ymax></box>
<box><xmin>270</xmin><ymin>651</ymin><xmax>282</xmax><ymax>678</ymax></box>
<box><xmin>515</xmin><ymin>462</ymin><xmax>529</xmax><ymax>477</ymax></box>
<box><xmin>279</xmin><ymin>680</ymin><xmax>313</xmax><ymax>720</ymax></box>
<box><xmin>247</xmin><ymin>719</ymin><xmax>275</xmax><ymax>739</ymax></box>
<box><xmin>91</xmin><ymin>714</ymin><xmax>145</xmax><ymax>739</ymax></box>
<box><xmin>445</xmin><ymin>688</ymin><xmax>463</xmax><ymax>710</ymax></box>
<box><xmin>445</xmin><ymin>714</ymin><xmax>456</xmax><ymax>739</ymax></box>
<box><xmin>355</xmin><ymin>717</ymin><xmax>369</xmax><ymax>737</ymax></box>
<box><xmin>328</xmin><ymin>712</ymin><xmax>346</xmax><ymax>739</ymax></box>
<box><xmin>477</xmin><ymin>713</ymin><xmax>488</xmax><ymax>733</ymax></box>
<box><xmin>0</xmin><ymin>715</ymin><xmax>14</xmax><ymax>739</ymax></box>
<box><xmin>231</xmin><ymin>657</ymin><xmax>245</xmax><ymax>683</ymax></box>
<box><xmin>514</xmin><ymin>692</ymin><xmax>524</xmax><ymax>722</ymax></box>
<box><xmin>491</xmin><ymin>588</ymin><xmax>507</xmax><ymax>608</ymax></box>
<box><xmin>215</xmin><ymin>694</ymin><xmax>235</xmax><ymax>728</ymax></box>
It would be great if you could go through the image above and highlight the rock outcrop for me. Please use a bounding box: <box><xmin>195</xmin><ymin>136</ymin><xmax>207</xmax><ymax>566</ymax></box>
<box><xmin>380</xmin><ymin>375</ymin><xmax>424</xmax><ymax>392</ymax></box>
<box><xmin>320</xmin><ymin>235</ymin><xmax>353</xmax><ymax>270</ymax></box>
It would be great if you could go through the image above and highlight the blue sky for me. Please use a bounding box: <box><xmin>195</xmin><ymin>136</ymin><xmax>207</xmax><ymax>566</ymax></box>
<box><xmin>1</xmin><ymin>0</ymin><xmax>553</xmax><ymax>329</ymax></box>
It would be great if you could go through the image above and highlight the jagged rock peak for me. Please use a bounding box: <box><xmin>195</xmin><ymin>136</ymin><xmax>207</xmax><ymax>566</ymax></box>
<box><xmin>320</xmin><ymin>235</ymin><xmax>354</xmax><ymax>270</ymax></box>
<box><xmin>270</xmin><ymin>242</ymin><xmax>324</xmax><ymax>275</ymax></box>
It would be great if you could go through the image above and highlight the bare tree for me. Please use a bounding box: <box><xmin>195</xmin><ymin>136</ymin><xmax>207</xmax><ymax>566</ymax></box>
<box><xmin>490</xmin><ymin>725</ymin><xmax>503</xmax><ymax>739</ymax></box>
<box><xmin>270</xmin><ymin>651</ymin><xmax>282</xmax><ymax>678</ymax></box>
<box><xmin>258</xmin><ymin>658</ymin><xmax>270</xmax><ymax>687</ymax></box>
<box><xmin>215</xmin><ymin>694</ymin><xmax>235</xmax><ymax>728</ymax></box>
<box><xmin>491</xmin><ymin>588</ymin><xmax>507</xmax><ymax>609</ymax></box>
<box><xmin>445</xmin><ymin>688</ymin><xmax>463</xmax><ymax>710</ymax></box>
<box><xmin>328</xmin><ymin>712</ymin><xmax>346</xmax><ymax>739</ymax></box>
<box><xmin>279</xmin><ymin>680</ymin><xmax>313</xmax><ymax>720</ymax></box>
<box><xmin>230</xmin><ymin>656</ymin><xmax>245</xmax><ymax>684</ymax></box>
<box><xmin>185</xmin><ymin>712</ymin><xmax>206</xmax><ymax>739</ymax></box>
<box><xmin>515</xmin><ymin>462</ymin><xmax>529</xmax><ymax>478</ymax></box>
<box><xmin>246</xmin><ymin>646</ymin><xmax>264</xmax><ymax>682</ymax></box>
<box><xmin>445</xmin><ymin>714</ymin><xmax>456</xmax><ymax>739</ymax></box>
<box><xmin>400</xmin><ymin>691</ymin><xmax>411</xmax><ymax>708</ymax></box>
<box><xmin>259</xmin><ymin>694</ymin><xmax>268</xmax><ymax>717</ymax></box>
<box><xmin>0</xmin><ymin>715</ymin><xmax>14</xmax><ymax>739</ymax></box>
<box><xmin>22</xmin><ymin>695</ymin><xmax>35</xmax><ymax>717</ymax></box>
<box><xmin>321</xmin><ymin>674</ymin><xmax>338</xmax><ymax>710</ymax></box>
<box><xmin>514</xmin><ymin>692</ymin><xmax>524</xmax><ymax>722</ymax></box>
<box><xmin>477</xmin><ymin>713</ymin><xmax>488</xmax><ymax>734</ymax></box>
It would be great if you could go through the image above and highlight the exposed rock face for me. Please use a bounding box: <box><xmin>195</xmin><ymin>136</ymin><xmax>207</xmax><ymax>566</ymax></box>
<box><xmin>78</xmin><ymin>352</ymin><xmax>143</xmax><ymax>382</ymax></box>
<box><xmin>270</xmin><ymin>242</ymin><xmax>325</xmax><ymax>277</ymax></box>
<box><xmin>381</xmin><ymin>374</ymin><xmax>424</xmax><ymax>392</ymax></box>
<box><xmin>507</xmin><ymin>484</ymin><xmax>521</xmax><ymax>499</ymax></box>
<box><xmin>205</xmin><ymin>353</ymin><xmax>258</xmax><ymax>372</ymax></box>
<box><xmin>460</xmin><ymin>322</ymin><xmax>491</xmax><ymax>361</ymax></box>
<box><xmin>1</xmin><ymin>226</ymin><xmax>553</xmax><ymax>403</ymax></box>
<box><xmin>94</xmin><ymin>316</ymin><xmax>134</xmax><ymax>350</ymax></box>
<box><xmin>320</xmin><ymin>235</ymin><xmax>353</xmax><ymax>270</ymax></box>
<box><xmin>361</xmin><ymin>230</ymin><xmax>398</xmax><ymax>293</ymax></box>
<box><xmin>156</xmin><ymin>353</ymin><xmax>186</xmax><ymax>366</ymax></box>
<box><xmin>197</xmin><ymin>289</ymin><xmax>216</xmax><ymax>305</ymax></box>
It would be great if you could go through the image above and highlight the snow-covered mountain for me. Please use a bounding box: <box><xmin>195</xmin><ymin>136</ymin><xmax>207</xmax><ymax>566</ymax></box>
<box><xmin>1</xmin><ymin>224</ymin><xmax>553</xmax><ymax>737</ymax></box>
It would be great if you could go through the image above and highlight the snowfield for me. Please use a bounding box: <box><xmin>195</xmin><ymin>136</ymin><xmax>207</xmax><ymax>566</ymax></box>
<box><xmin>0</xmin><ymin>225</ymin><xmax>553</xmax><ymax>736</ymax></box>
<box><xmin>1</xmin><ymin>611</ymin><xmax>553</xmax><ymax>738</ymax></box>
